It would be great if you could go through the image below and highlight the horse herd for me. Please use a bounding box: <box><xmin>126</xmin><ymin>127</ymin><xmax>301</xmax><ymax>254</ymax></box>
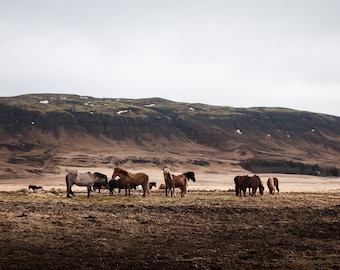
<box><xmin>65</xmin><ymin>166</ymin><xmax>279</xmax><ymax>198</ymax></box>
<box><xmin>234</xmin><ymin>175</ymin><xmax>279</xmax><ymax>196</ymax></box>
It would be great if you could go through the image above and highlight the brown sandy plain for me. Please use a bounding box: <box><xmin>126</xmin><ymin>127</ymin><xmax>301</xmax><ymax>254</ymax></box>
<box><xmin>1</xmin><ymin>162</ymin><xmax>340</xmax><ymax>270</ymax></box>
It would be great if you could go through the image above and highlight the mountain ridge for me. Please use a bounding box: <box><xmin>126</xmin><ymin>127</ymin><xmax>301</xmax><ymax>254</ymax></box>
<box><xmin>0</xmin><ymin>94</ymin><xmax>339</xmax><ymax>178</ymax></box>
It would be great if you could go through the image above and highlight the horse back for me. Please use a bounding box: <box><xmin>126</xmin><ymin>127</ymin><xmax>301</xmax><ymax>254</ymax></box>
<box><xmin>173</xmin><ymin>174</ymin><xmax>187</xmax><ymax>188</ymax></box>
<box><xmin>124</xmin><ymin>172</ymin><xmax>149</xmax><ymax>186</ymax></box>
<box><xmin>248</xmin><ymin>175</ymin><xmax>262</xmax><ymax>188</ymax></box>
<box><xmin>74</xmin><ymin>172</ymin><xmax>96</xmax><ymax>186</ymax></box>
<box><xmin>267</xmin><ymin>177</ymin><xmax>275</xmax><ymax>188</ymax></box>
<box><xmin>238</xmin><ymin>175</ymin><xmax>249</xmax><ymax>189</ymax></box>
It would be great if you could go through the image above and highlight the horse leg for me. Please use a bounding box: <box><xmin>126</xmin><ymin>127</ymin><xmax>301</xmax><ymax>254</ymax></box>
<box><xmin>252</xmin><ymin>187</ymin><xmax>257</xmax><ymax>196</ymax></box>
<box><xmin>125</xmin><ymin>184</ymin><xmax>131</xmax><ymax>197</ymax></box>
<box><xmin>146</xmin><ymin>183</ymin><xmax>150</xmax><ymax>196</ymax></box>
<box><xmin>67</xmin><ymin>183</ymin><xmax>73</xmax><ymax>198</ymax></box>
<box><xmin>142</xmin><ymin>183</ymin><xmax>150</xmax><ymax>197</ymax></box>
<box><xmin>142</xmin><ymin>184</ymin><xmax>146</xmax><ymax>197</ymax></box>
<box><xmin>181</xmin><ymin>185</ymin><xmax>187</xmax><ymax>197</ymax></box>
<box><xmin>66</xmin><ymin>176</ymin><xmax>70</xmax><ymax>197</ymax></box>
<box><xmin>235</xmin><ymin>184</ymin><xmax>239</xmax><ymax>196</ymax></box>
<box><xmin>87</xmin><ymin>186</ymin><xmax>91</xmax><ymax>197</ymax></box>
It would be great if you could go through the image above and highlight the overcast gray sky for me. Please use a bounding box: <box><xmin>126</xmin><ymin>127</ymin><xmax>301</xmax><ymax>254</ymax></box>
<box><xmin>1</xmin><ymin>0</ymin><xmax>339</xmax><ymax>116</ymax></box>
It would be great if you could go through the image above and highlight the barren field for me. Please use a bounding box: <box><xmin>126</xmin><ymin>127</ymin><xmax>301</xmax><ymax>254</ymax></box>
<box><xmin>0</xmin><ymin>168</ymin><xmax>340</xmax><ymax>270</ymax></box>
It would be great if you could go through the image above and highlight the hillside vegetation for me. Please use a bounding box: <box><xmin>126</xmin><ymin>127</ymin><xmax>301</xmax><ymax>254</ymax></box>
<box><xmin>0</xmin><ymin>94</ymin><xmax>339</xmax><ymax>178</ymax></box>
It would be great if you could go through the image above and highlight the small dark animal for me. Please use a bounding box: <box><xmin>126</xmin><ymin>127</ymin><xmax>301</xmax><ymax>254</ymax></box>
<box><xmin>28</xmin><ymin>185</ymin><xmax>43</xmax><ymax>191</ymax></box>
<box><xmin>109</xmin><ymin>178</ymin><xmax>122</xmax><ymax>195</ymax></box>
<box><xmin>92</xmin><ymin>172</ymin><xmax>109</xmax><ymax>193</ymax></box>
<box><xmin>149</xmin><ymin>182</ymin><xmax>157</xmax><ymax>190</ymax></box>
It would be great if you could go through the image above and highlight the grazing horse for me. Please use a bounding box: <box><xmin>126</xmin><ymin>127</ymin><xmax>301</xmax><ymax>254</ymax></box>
<box><xmin>183</xmin><ymin>171</ymin><xmax>196</xmax><ymax>182</ymax></box>
<box><xmin>28</xmin><ymin>185</ymin><xmax>43</xmax><ymax>191</ymax></box>
<box><xmin>248</xmin><ymin>175</ymin><xmax>264</xmax><ymax>196</ymax></box>
<box><xmin>65</xmin><ymin>170</ymin><xmax>99</xmax><ymax>197</ymax></box>
<box><xmin>112</xmin><ymin>167</ymin><xmax>150</xmax><ymax>197</ymax></box>
<box><xmin>267</xmin><ymin>177</ymin><xmax>279</xmax><ymax>194</ymax></box>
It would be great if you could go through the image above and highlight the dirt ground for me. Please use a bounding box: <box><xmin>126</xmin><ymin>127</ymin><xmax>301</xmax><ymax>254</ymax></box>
<box><xmin>0</xmin><ymin>172</ymin><xmax>340</xmax><ymax>270</ymax></box>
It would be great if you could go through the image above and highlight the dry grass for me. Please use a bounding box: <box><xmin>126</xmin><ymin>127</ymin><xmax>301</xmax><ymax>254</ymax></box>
<box><xmin>1</xmin><ymin>189</ymin><xmax>340</xmax><ymax>269</ymax></box>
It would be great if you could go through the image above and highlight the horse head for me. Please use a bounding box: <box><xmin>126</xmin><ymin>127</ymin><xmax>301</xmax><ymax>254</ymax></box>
<box><xmin>163</xmin><ymin>168</ymin><xmax>171</xmax><ymax>181</ymax></box>
<box><xmin>112</xmin><ymin>167</ymin><xmax>128</xmax><ymax>179</ymax></box>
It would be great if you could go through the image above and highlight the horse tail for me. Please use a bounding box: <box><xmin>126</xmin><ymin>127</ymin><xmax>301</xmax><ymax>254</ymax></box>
<box><xmin>142</xmin><ymin>174</ymin><xmax>150</xmax><ymax>197</ymax></box>
<box><xmin>146</xmin><ymin>175</ymin><xmax>150</xmax><ymax>195</ymax></box>
<box><xmin>234</xmin><ymin>176</ymin><xmax>240</xmax><ymax>196</ymax></box>
<box><xmin>66</xmin><ymin>174</ymin><xmax>70</xmax><ymax>197</ymax></box>
<box><xmin>275</xmin><ymin>178</ymin><xmax>280</xmax><ymax>192</ymax></box>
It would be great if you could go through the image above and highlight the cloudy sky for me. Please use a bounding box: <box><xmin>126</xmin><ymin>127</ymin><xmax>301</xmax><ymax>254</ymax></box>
<box><xmin>1</xmin><ymin>0</ymin><xmax>339</xmax><ymax>116</ymax></box>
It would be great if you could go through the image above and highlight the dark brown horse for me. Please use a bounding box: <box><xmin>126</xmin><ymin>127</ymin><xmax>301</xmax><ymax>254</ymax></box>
<box><xmin>235</xmin><ymin>175</ymin><xmax>250</xmax><ymax>196</ymax></box>
<box><xmin>235</xmin><ymin>175</ymin><xmax>264</xmax><ymax>196</ymax></box>
<box><xmin>267</xmin><ymin>177</ymin><xmax>279</xmax><ymax>194</ymax></box>
<box><xmin>112</xmin><ymin>167</ymin><xmax>150</xmax><ymax>197</ymax></box>
<box><xmin>248</xmin><ymin>175</ymin><xmax>264</xmax><ymax>196</ymax></box>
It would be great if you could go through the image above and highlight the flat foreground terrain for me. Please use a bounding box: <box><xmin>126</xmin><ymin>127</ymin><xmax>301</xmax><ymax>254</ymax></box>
<box><xmin>0</xmin><ymin>188</ymin><xmax>339</xmax><ymax>270</ymax></box>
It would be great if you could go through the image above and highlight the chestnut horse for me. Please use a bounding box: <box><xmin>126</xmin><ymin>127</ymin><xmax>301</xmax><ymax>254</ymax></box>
<box><xmin>267</xmin><ymin>177</ymin><xmax>279</xmax><ymax>194</ymax></box>
<box><xmin>112</xmin><ymin>167</ymin><xmax>150</xmax><ymax>197</ymax></box>
<box><xmin>163</xmin><ymin>168</ymin><xmax>175</xmax><ymax>197</ymax></box>
<box><xmin>163</xmin><ymin>168</ymin><xmax>188</xmax><ymax>197</ymax></box>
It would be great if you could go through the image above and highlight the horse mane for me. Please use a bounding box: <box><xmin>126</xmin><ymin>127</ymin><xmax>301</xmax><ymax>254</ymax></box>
<box><xmin>114</xmin><ymin>167</ymin><xmax>129</xmax><ymax>177</ymax></box>
<box><xmin>163</xmin><ymin>167</ymin><xmax>171</xmax><ymax>174</ymax></box>
<box><xmin>66</xmin><ymin>169</ymin><xmax>77</xmax><ymax>175</ymax></box>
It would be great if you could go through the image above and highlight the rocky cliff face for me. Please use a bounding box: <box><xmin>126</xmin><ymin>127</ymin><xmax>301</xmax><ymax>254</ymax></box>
<box><xmin>0</xmin><ymin>94</ymin><xmax>339</xmax><ymax>177</ymax></box>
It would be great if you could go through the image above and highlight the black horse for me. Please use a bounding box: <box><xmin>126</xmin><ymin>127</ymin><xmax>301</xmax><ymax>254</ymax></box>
<box><xmin>183</xmin><ymin>171</ymin><xmax>196</xmax><ymax>182</ymax></box>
